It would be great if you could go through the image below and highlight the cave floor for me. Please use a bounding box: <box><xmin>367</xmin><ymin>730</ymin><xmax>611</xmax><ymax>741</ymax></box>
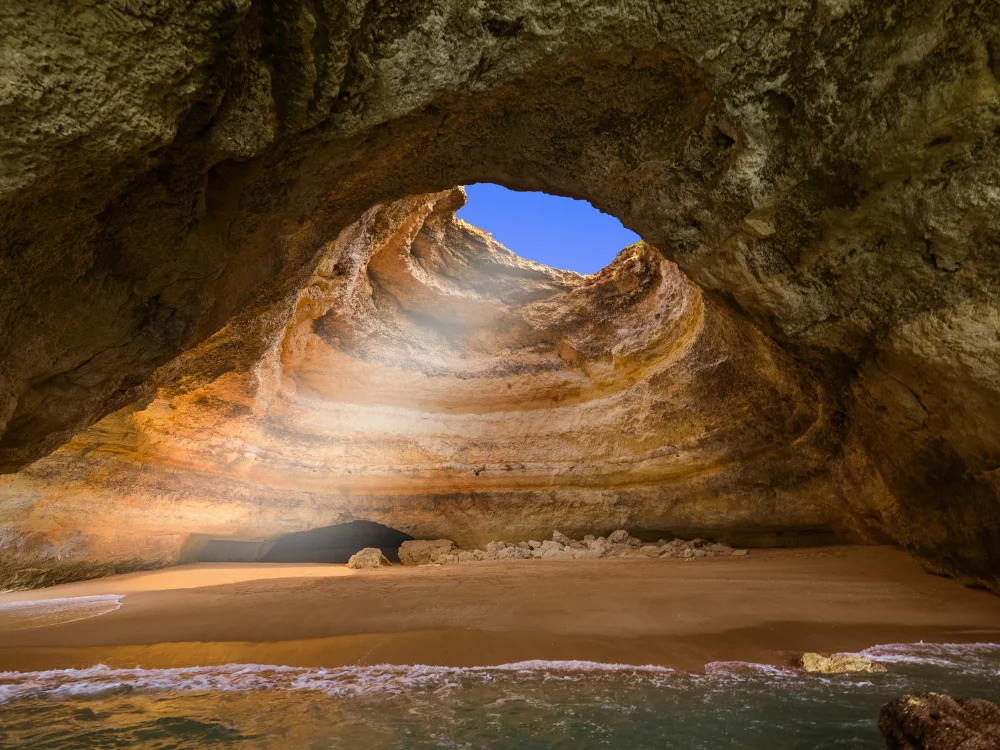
<box><xmin>1</xmin><ymin>546</ymin><xmax>998</xmax><ymax>673</ymax></box>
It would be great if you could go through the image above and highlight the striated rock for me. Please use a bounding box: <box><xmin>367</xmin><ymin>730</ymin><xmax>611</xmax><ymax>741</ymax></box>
<box><xmin>800</xmin><ymin>653</ymin><xmax>887</xmax><ymax>674</ymax></box>
<box><xmin>399</xmin><ymin>540</ymin><xmax>455</xmax><ymax>567</ymax></box>
<box><xmin>880</xmin><ymin>693</ymin><xmax>1000</xmax><ymax>749</ymax></box>
<box><xmin>346</xmin><ymin>548</ymin><xmax>390</xmax><ymax>570</ymax></box>
<box><xmin>0</xmin><ymin>0</ymin><xmax>997</xmax><ymax>592</ymax></box>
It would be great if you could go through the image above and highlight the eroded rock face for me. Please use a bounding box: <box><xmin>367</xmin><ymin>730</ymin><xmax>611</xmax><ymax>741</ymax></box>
<box><xmin>880</xmin><ymin>693</ymin><xmax>1000</xmax><ymax>749</ymax></box>
<box><xmin>0</xmin><ymin>1</ymin><xmax>998</xmax><ymax>588</ymax></box>
<box><xmin>0</xmin><ymin>191</ymin><xmax>879</xmax><ymax>587</ymax></box>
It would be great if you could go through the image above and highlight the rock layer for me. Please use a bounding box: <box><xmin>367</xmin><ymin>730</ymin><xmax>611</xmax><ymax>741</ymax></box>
<box><xmin>0</xmin><ymin>1</ymin><xmax>998</xmax><ymax>588</ymax></box>
<box><xmin>0</xmin><ymin>190</ymin><xmax>877</xmax><ymax>588</ymax></box>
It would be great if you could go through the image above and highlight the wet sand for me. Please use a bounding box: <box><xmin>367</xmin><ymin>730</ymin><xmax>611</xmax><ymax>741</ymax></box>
<box><xmin>1</xmin><ymin>546</ymin><xmax>999</xmax><ymax>673</ymax></box>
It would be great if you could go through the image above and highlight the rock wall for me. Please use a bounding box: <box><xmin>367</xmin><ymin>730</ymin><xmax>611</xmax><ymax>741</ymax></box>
<box><xmin>1</xmin><ymin>1</ymin><xmax>998</xmax><ymax>588</ymax></box>
<box><xmin>0</xmin><ymin>190</ymin><xmax>879</xmax><ymax>588</ymax></box>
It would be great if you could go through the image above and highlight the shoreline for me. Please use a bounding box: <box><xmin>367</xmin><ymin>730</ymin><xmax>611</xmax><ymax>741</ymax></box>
<box><xmin>2</xmin><ymin>546</ymin><xmax>999</xmax><ymax>674</ymax></box>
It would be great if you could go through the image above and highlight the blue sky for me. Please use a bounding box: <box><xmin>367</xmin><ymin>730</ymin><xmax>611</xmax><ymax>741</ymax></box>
<box><xmin>456</xmin><ymin>183</ymin><xmax>640</xmax><ymax>275</ymax></box>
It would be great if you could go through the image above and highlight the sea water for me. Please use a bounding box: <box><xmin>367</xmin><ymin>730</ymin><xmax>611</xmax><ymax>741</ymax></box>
<box><xmin>0</xmin><ymin>644</ymin><xmax>997</xmax><ymax>748</ymax></box>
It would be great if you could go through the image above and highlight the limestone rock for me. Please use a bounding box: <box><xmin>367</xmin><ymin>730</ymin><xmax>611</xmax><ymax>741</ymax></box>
<box><xmin>800</xmin><ymin>653</ymin><xmax>887</xmax><ymax>674</ymax></box>
<box><xmin>552</xmin><ymin>530</ymin><xmax>573</xmax><ymax>545</ymax></box>
<box><xmin>640</xmin><ymin>545</ymin><xmax>662</xmax><ymax>558</ymax></box>
<box><xmin>880</xmin><ymin>693</ymin><xmax>1000</xmax><ymax>749</ymax></box>
<box><xmin>588</xmin><ymin>540</ymin><xmax>612</xmax><ymax>555</ymax></box>
<box><xmin>346</xmin><ymin>548</ymin><xmax>390</xmax><ymax>570</ymax></box>
<box><xmin>0</xmin><ymin>0</ymin><xmax>997</xmax><ymax>593</ymax></box>
<box><xmin>399</xmin><ymin>540</ymin><xmax>455</xmax><ymax>567</ymax></box>
<box><xmin>497</xmin><ymin>546</ymin><xmax>531</xmax><ymax>561</ymax></box>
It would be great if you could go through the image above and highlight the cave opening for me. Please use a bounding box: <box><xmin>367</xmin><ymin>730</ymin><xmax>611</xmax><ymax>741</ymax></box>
<box><xmin>185</xmin><ymin>521</ymin><xmax>414</xmax><ymax>565</ymax></box>
<box><xmin>455</xmin><ymin>183</ymin><xmax>640</xmax><ymax>275</ymax></box>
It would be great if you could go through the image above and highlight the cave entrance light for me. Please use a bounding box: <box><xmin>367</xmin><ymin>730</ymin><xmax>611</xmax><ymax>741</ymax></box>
<box><xmin>456</xmin><ymin>183</ymin><xmax>640</xmax><ymax>275</ymax></box>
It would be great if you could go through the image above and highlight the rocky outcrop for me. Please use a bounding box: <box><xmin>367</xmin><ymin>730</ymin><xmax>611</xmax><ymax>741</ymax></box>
<box><xmin>880</xmin><ymin>693</ymin><xmax>1000</xmax><ymax>749</ymax></box>
<box><xmin>399</xmin><ymin>540</ymin><xmax>458</xmax><ymax>567</ymax></box>
<box><xmin>0</xmin><ymin>2</ymin><xmax>998</xmax><ymax>588</ymax></box>
<box><xmin>0</xmin><ymin>190</ymin><xmax>878</xmax><ymax>588</ymax></box>
<box><xmin>799</xmin><ymin>652</ymin><xmax>886</xmax><ymax>674</ymax></box>
<box><xmin>346</xmin><ymin>548</ymin><xmax>391</xmax><ymax>569</ymax></box>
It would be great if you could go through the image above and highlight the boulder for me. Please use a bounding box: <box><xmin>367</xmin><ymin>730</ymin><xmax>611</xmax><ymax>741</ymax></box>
<box><xmin>486</xmin><ymin>541</ymin><xmax>508</xmax><ymax>554</ymax></box>
<box><xmin>528</xmin><ymin>540</ymin><xmax>542</xmax><ymax>550</ymax></box>
<box><xmin>346</xmin><ymin>548</ymin><xmax>391</xmax><ymax>569</ymax></box>
<box><xmin>607</xmin><ymin>529</ymin><xmax>631</xmax><ymax>544</ymax></box>
<box><xmin>457</xmin><ymin>551</ymin><xmax>476</xmax><ymax>562</ymax></box>
<box><xmin>640</xmin><ymin>545</ymin><xmax>662</xmax><ymax>557</ymax></box>
<box><xmin>498</xmin><ymin>546</ymin><xmax>531</xmax><ymax>560</ymax></box>
<box><xmin>540</xmin><ymin>540</ymin><xmax>564</xmax><ymax>553</ymax></box>
<box><xmin>398</xmin><ymin>539</ymin><xmax>455</xmax><ymax>566</ymax></box>
<box><xmin>540</xmin><ymin>547</ymin><xmax>573</xmax><ymax>560</ymax></box>
<box><xmin>800</xmin><ymin>653</ymin><xmax>887</xmax><ymax>674</ymax></box>
<box><xmin>588</xmin><ymin>539</ymin><xmax>612</xmax><ymax>555</ymax></box>
<box><xmin>552</xmin><ymin>530</ymin><xmax>573</xmax><ymax>545</ymax></box>
<box><xmin>879</xmin><ymin>693</ymin><xmax>1000</xmax><ymax>749</ymax></box>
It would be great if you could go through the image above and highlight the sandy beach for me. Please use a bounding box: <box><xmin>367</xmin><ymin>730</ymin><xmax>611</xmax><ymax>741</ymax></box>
<box><xmin>2</xmin><ymin>546</ymin><xmax>999</xmax><ymax>674</ymax></box>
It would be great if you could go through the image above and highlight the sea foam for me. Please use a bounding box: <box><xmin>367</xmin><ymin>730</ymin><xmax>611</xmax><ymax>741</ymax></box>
<box><xmin>0</xmin><ymin>594</ymin><xmax>122</xmax><ymax>631</ymax></box>
<box><xmin>1</xmin><ymin>643</ymin><xmax>997</xmax><ymax>706</ymax></box>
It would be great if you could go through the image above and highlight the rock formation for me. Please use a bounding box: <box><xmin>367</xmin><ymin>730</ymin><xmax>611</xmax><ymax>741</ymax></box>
<box><xmin>346</xmin><ymin>547</ymin><xmax>391</xmax><ymax>569</ymax></box>
<box><xmin>0</xmin><ymin>1</ymin><xmax>998</xmax><ymax>589</ymax></box>
<box><xmin>0</xmin><ymin>190</ymin><xmax>873</xmax><ymax>588</ymax></box>
<box><xmin>799</xmin><ymin>652</ymin><xmax>887</xmax><ymax>674</ymax></box>
<box><xmin>397</xmin><ymin>530</ymin><xmax>746</xmax><ymax>565</ymax></box>
<box><xmin>880</xmin><ymin>693</ymin><xmax>1000</xmax><ymax>749</ymax></box>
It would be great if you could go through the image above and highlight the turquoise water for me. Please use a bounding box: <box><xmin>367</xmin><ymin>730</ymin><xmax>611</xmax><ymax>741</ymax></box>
<box><xmin>1</xmin><ymin>644</ymin><xmax>998</xmax><ymax>748</ymax></box>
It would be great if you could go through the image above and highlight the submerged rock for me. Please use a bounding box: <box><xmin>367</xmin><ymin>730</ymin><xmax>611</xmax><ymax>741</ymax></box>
<box><xmin>346</xmin><ymin>548</ymin><xmax>391</xmax><ymax>569</ymax></box>
<box><xmin>800</xmin><ymin>653</ymin><xmax>887</xmax><ymax>674</ymax></box>
<box><xmin>879</xmin><ymin>693</ymin><xmax>1000</xmax><ymax>749</ymax></box>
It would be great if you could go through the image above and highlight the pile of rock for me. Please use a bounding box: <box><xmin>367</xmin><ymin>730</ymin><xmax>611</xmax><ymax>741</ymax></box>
<box><xmin>398</xmin><ymin>531</ymin><xmax>748</xmax><ymax>566</ymax></box>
